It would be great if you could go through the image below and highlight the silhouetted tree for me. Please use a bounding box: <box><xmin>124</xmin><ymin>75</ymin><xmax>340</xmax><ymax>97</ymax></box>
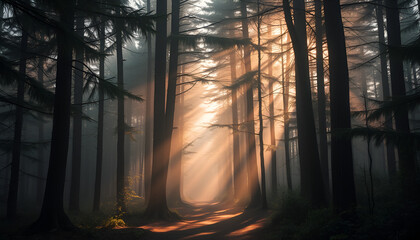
<box><xmin>240</xmin><ymin>0</ymin><xmax>262</xmax><ymax>209</ymax></box>
<box><xmin>69</xmin><ymin>13</ymin><xmax>84</xmax><ymax>213</ymax></box>
<box><xmin>385</xmin><ymin>0</ymin><xmax>417</xmax><ymax>196</ymax></box>
<box><xmin>314</xmin><ymin>0</ymin><xmax>330</xmax><ymax>201</ymax></box>
<box><xmin>283</xmin><ymin>0</ymin><xmax>326</xmax><ymax>208</ymax></box>
<box><xmin>324</xmin><ymin>0</ymin><xmax>357</xmax><ymax>213</ymax></box>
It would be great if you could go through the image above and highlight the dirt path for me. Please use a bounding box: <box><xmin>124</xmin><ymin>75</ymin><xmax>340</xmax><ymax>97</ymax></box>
<box><xmin>137</xmin><ymin>204</ymin><xmax>269</xmax><ymax>240</ymax></box>
<box><xmin>1</xmin><ymin>204</ymin><xmax>269</xmax><ymax>240</ymax></box>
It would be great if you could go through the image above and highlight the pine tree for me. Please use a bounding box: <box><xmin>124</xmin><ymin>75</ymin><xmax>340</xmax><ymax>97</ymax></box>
<box><xmin>283</xmin><ymin>0</ymin><xmax>326</xmax><ymax>208</ymax></box>
<box><xmin>324</xmin><ymin>0</ymin><xmax>357</xmax><ymax>213</ymax></box>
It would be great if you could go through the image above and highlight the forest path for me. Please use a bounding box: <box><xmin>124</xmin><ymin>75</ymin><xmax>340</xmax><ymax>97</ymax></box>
<box><xmin>137</xmin><ymin>203</ymin><xmax>269</xmax><ymax>240</ymax></box>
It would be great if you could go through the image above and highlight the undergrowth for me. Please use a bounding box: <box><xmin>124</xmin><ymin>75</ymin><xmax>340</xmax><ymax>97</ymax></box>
<box><xmin>266</xmin><ymin>188</ymin><xmax>420</xmax><ymax>240</ymax></box>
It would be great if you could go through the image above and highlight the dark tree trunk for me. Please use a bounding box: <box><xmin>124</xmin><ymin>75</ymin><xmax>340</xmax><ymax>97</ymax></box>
<box><xmin>283</xmin><ymin>0</ymin><xmax>326</xmax><ymax>207</ymax></box>
<box><xmin>146</xmin><ymin>0</ymin><xmax>172</xmax><ymax>217</ymax></box>
<box><xmin>144</xmin><ymin>0</ymin><xmax>153</xmax><ymax>205</ymax></box>
<box><xmin>93</xmin><ymin>21</ymin><xmax>105</xmax><ymax>212</ymax></box>
<box><xmin>376</xmin><ymin>0</ymin><xmax>396</xmax><ymax>180</ymax></box>
<box><xmin>116</xmin><ymin>20</ymin><xmax>126</xmax><ymax>213</ymax></box>
<box><xmin>267</xmin><ymin>24</ymin><xmax>277</xmax><ymax>196</ymax></box>
<box><xmin>30</xmin><ymin>1</ymin><xmax>75</xmax><ymax>231</ymax></box>
<box><xmin>163</xmin><ymin>0</ymin><xmax>181</xmax><ymax>207</ymax></box>
<box><xmin>315</xmin><ymin>0</ymin><xmax>330</xmax><ymax>201</ymax></box>
<box><xmin>240</xmin><ymin>0</ymin><xmax>262</xmax><ymax>209</ymax></box>
<box><xmin>256</xmin><ymin>0</ymin><xmax>267</xmax><ymax>209</ymax></box>
<box><xmin>37</xmin><ymin>58</ymin><xmax>45</xmax><ymax>205</ymax></box>
<box><xmin>323</xmin><ymin>0</ymin><xmax>356</xmax><ymax>213</ymax></box>
<box><xmin>69</xmin><ymin>15</ymin><xmax>84</xmax><ymax>213</ymax></box>
<box><xmin>7</xmin><ymin>30</ymin><xmax>28</xmax><ymax>220</ymax></box>
<box><xmin>280</xmin><ymin>19</ymin><xmax>292</xmax><ymax>191</ymax></box>
<box><xmin>385</xmin><ymin>0</ymin><xmax>417</xmax><ymax>196</ymax></box>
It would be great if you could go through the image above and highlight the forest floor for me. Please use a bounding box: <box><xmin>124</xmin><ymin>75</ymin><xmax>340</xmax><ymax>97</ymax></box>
<box><xmin>1</xmin><ymin>203</ymin><xmax>270</xmax><ymax>240</ymax></box>
<box><xmin>138</xmin><ymin>203</ymin><xmax>269</xmax><ymax>240</ymax></box>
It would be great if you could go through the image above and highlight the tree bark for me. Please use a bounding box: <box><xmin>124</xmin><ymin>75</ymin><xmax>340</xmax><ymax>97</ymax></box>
<box><xmin>69</xmin><ymin>14</ymin><xmax>84</xmax><ymax>212</ymax></box>
<box><xmin>144</xmin><ymin>0</ymin><xmax>153</xmax><ymax>205</ymax></box>
<box><xmin>37</xmin><ymin>58</ymin><xmax>45</xmax><ymax>205</ymax></box>
<box><xmin>315</xmin><ymin>0</ymin><xmax>330</xmax><ymax>202</ymax></box>
<box><xmin>116</xmin><ymin>18</ymin><xmax>126</xmax><ymax>213</ymax></box>
<box><xmin>256</xmin><ymin>0</ymin><xmax>267</xmax><ymax>209</ymax></box>
<box><xmin>283</xmin><ymin>0</ymin><xmax>326</xmax><ymax>207</ymax></box>
<box><xmin>240</xmin><ymin>0</ymin><xmax>262</xmax><ymax>209</ymax></box>
<box><xmin>280</xmin><ymin>19</ymin><xmax>292</xmax><ymax>191</ymax></box>
<box><xmin>146</xmin><ymin>0</ymin><xmax>172</xmax><ymax>217</ymax></box>
<box><xmin>30</xmin><ymin>1</ymin><xmax>75</xmax><ymax>231</ymax></box>
<box><xmin>163</xmin><ymin>0</ymin><xmax>181</xmax><ymax>207</ymax></box>
<box><xmin>376</xmin><ymin>0</ymin><xmax>396</xmax><ymax>180</ymax></box>
<box><xmin>7</xmin><ymin>30</ymin><xmax>27</xmax><ymax>220</ymax></box>
<box><xmin>385</xmin><ymin>0</ymin><xmax>417</xmax><ymax>196</ymax></box>
<box><xmin>229</xmin><ymin>48</ymin><xmax>242</xmax><ymax>201</ymax></box>
<box><xmin>323</xmin><ymin>0</ymin><xmax>357</xmax><ymax>213</ymax></box>
<box><xmin>93</xmin><ymin>20</ymin><xmax>105</xmax><ymax>212</ymax></box>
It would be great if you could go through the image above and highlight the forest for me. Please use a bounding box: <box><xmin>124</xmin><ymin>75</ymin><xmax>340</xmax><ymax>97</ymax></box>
<box><xmin>1</xmin><ymin>0</ymin><xmax>420</xmax><ymax>239</ymax></box>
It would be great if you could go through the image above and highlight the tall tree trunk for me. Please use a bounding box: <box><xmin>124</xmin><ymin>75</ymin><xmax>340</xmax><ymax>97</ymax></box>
<box><xmin>280</xmin><ymin>19</ymin><xmax>292</xmax><ymax>191</ymax></box>
<box><xmin>323</xmin><ymin>0</ymin><xmax>356</xmax><ymax>213</ymax></box>
<box><xmin>170</xmin><ymin>62</ymin><xmax>184</xmax><ymax>205</ymax></box>
<box><xmin>315</xmin><ymin>0</ymin><xmax>330</xmax><ymax>202</ymax></box>
<box><xmin>283</xmin><ymin>0</ymin><xmax>326</xmax><ymax>207</ymax></box>
<box><xmin>385</xmin><ymin>0</ymin><xmax>417</xmax><ymax>196</ymax></box>
<box><xmin>267</xmin><ymin>23</ymin><xmax>278</xmax><ymax>197</ymax></box>
<box><xmin>69</xmin><ymin>15</ymin><xmax>84</xmax><ymax>212</ymax></box>
<box><xmin>144</xmin><ymin>0</ymin><xmax>153</xmax><ymax>205</ymax></box>
<box><xmin>240</xmin><ymin>0</ymin><xmax>262</xmax><ymax>209</ymax></box>
<box><xmin>163</xmin><ymin>0</ymin><xmax>181</xmax><ymax>207</ymax></box>
<box><xmin>228</xmin><ymin>2</ymin><xmax>242</xmax><ymax>202</ymax></box>
<box><xmin>93</xmin><ymin>20</ymin><xmax>105</xmax><ymax>212</ymax></box>
<box><xmin>7</xmin><ymin>30</ymin><xmax>27</xmax><ymax>220</ymax></box>
<box><xmin>116</xmin><ymin>19</ymin><xmax>126</xmax><ymax>213</ymax></box>
<box><xmin>146</xmin><ymin>0</ymin><xmax>171</xmax><ymax>217</ymax></box>
<box><xmin>37</xmin><ymin>58</ymin><xmax>45</xmax><ymax>205</ymax></box>
<box><xmin>229</xmin><ymin>48</ymin><xmax>242</xmax><ymax>201</ymax></box>
<box><xmin>376</xmin><ymin>0</ymin><xmax>396</xmax><ymax>180</ymax></box>
<box><xmin>30</xmin><ymin>1</ymin><xmax>75</xmax><ymax>231</ymax></box>
<box><xmin>256</xmin><ymin>0</ymin><xmax>267</xmax><ymax>209</ymax></box>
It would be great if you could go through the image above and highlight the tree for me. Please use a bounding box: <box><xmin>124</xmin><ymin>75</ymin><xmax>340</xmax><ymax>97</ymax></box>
<box><xmin>30</xmin><ymin>0</ymin><xmax>76</xmax><ymax>231</ymax></box>
<box><xmin>7</xmin><ymin>27</ymin><xmax>28</xmax><ymax>220</ymax></box>
<box><xmin>283</xmin><ymin>0</ymin><xmax>326</xmax><ymax>207</ymax></box>
<box><xmin>115</xmin><ymin>9</ymin><xmax>126</xmax><ymax>213</ymax></box>
<box><xmin>229</xmin><ymin>45</ymin><xmax>242</xmax><ymax>201</ymax></box>
<box><xmin>145</xmin><ymin>0</ymin><xmax>173</xmax><ymax>218</ymax></box>
<box><xmin>323</xmin><ymin>0</ymin><xmax>357</xmax><ymax>213</ymax></box>
<box><xmin>375</xmin><ymin>0</ymin><xmax>396</xmax><ymax>180</ymax></box>
<box><xmin>240</xmin><ymin>0</ymin><xmax>262</xmax><ymax>209</ymax></box>
<box><xmin>385</xmin><ymin>0</ymin><xmax>417</xmax><ymax>196</ymax></box>
<box><xmin>280</xmin><ymin>18</ymin><xmax>292</xmax><ymax>191</ymax></box>
<box><xmin>314</xmin><ymin>0</ymin><xmax>330</xmax><ymax>201</ymax></box>
<box><xmin>164</xmin><ymin>0</ymin><xmax>181</xmax><ymax>206</ymax></box>
<box><xmin>69</xmin><ymin>13</ymin><xmax>84</xmax><ymax>213</ymax></box>
<box><xmin>267</xmin><ymin>22</ymin><xmax>278</xmax><ymax>196</ymax></box>
<box><xmin>143</xmin><ymin>0</ymin><xmax>153</xmax><ymax>205</ymax></box>
<box><xmin>93</xmin><ymin>18</ymin><xmax>106</xmax><ymax>212</ymax></box>
<box><xmin>256</xmin><ymin>0</ymin><xmax>267</xmax><ymax>209</ymax></box>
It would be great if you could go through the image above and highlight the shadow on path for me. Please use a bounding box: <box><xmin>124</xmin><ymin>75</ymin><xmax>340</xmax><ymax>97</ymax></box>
<box><xmin>134</xmin><ymin>203</ymin><xmax>269</xmax><ymax>240</ymax></box>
